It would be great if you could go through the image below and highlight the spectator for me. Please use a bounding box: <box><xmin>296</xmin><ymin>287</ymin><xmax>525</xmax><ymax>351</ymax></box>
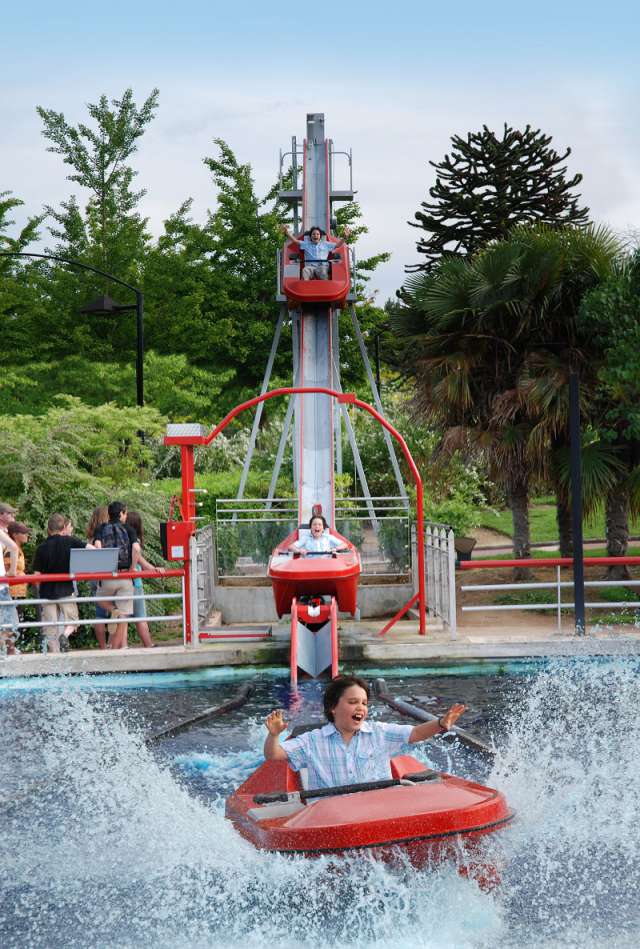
<box><xmin>5</xmin><ymin>522</ymin><xmax>31</xmax><ymax>649</ymax></box>
<box><xmin>0</xmin><ymin>502</ymin><xmax>18</xmax><ymax>533</ymax></box>
<box><xmin>94</xmin><ymin>501</ymin><xmax>163</xmax><ymax>650</ymax></box>
<box><xmin>86</xmin><ymin>506</ymin><xmax>109</xmax><ymax>649</ymax></box>
<box><xmin>0</xmin><ymin>511</ymin><xmax>19</xmax><ymax>657</ymax></box>
<box><xmin>32</xmin><ymin>513</ymin><xmax>91</xmax><ymax>653</ymax></box>
<box><xmin>126</xmin><ymin>511</ymin><xmax>156</xmax><ymax>648</ymax></box>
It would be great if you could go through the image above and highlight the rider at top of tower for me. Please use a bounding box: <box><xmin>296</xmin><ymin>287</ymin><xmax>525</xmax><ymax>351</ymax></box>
<box><xmin>280</xmin><ymin>223</ymin><xmax>351</xmax><ymax>281</ymax></box>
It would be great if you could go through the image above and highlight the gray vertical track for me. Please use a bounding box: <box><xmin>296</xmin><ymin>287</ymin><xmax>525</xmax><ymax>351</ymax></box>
<box><xmin>332</xmin><ymin>311</ymin><xmax>342</xmax><ymax>476</ymax></box>
<box><xmin>297</xmin><ymin>114</ymin><xmax>335</xmax><ymax>525</ymax></box>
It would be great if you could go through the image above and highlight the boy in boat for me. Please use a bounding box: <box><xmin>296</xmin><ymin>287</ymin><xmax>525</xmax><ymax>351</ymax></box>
<box><xmin>264</xmin><ymin>675</ymin><xmax>466</xmax><ymax>790</ymax></box>
<box><xmin>280</xmin><ymin>223</ymin><xmax>351</xmax><ymax>280</ymax></box>
<box><xmin>288</xmin><ymin>514</ymin><xmax>349</xmax><ymax>557</ymax></box>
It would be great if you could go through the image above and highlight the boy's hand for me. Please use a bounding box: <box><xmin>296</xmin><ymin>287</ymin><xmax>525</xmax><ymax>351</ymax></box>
<box><xmin>266</xmin><ymin>709</ymin><xmax>288</xmax><ymax>736</ymax></box>
<box><xmin>441</xmin><ymin>703</ymin><xmax>467</xmax><ymax>731</ymax></box>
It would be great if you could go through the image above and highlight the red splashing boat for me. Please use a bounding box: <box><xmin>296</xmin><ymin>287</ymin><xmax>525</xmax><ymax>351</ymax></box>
<box><xmin>226</xmin><ymin>749</ymin><xmax>514</xmax><ymax>881</ymax></box>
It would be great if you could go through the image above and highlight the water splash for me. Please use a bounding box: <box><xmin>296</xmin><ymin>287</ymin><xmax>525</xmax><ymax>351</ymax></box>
<box><xmin>2</xmin><ymin>658</ymin><xmax>640</xmax><ymax>947</ymax></box>
<box><xmin>0</xmin><ymin>687</ymin><xmax>499</xmax><ymax>948</ymax></box>
<box><xmin>490</xmin><ymin>657</ymin><xmax>640</xmax><ymax>946</ymax></box>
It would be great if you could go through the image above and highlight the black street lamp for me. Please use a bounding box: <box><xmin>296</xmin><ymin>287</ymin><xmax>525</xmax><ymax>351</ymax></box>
<box><xmin>0</xmin><ymin>251</ymin><xmax>144</xmax><ymax>407</ymax></box>
<box><xmin>79</xmin><ymin>292</ymin><xmax>144</xmax><ymax>407</ymax></box>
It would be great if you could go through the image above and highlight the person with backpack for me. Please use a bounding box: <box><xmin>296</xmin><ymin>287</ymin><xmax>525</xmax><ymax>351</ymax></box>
<box><xmin>94</xmin><ymin>501</ymin><xmax>163</xmax><ymax>650</ymax></box>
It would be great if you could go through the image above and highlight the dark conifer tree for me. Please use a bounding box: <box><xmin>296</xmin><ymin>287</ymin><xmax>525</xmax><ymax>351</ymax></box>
<box><xmin>408</xmin><ymin>124</ymin><xmax>589</xmax><ymax>272</ymax></box>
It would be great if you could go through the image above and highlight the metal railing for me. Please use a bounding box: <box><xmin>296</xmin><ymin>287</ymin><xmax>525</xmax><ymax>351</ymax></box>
<box><xmin>195</xmin><ymin>525</ymin><xmax>216</xmax><ymax>623</ymax></box>
<box><xmin>425</xmin><ymin>524</ymin><xmax>457</xmax><ymax>639</ymax></box>
<box><xmin>460</xmin><ymin>555</ymin><xmax>640</xmax><ymax>632</ymax></box>
<box><xmin>1</xmin><ymin>568</ymin><xmax>186</xmax><ymax>645</ymax></box>
<box><xmin>214</xmin><ymin>497</ymin><xmax>411</xmax><ymax>579</ymax></box>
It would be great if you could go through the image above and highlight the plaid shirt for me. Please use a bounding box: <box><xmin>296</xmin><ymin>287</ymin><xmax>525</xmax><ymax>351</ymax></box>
<box><xmin>283</xmin><ymin>721</ymin><xmax>414</xmax><ymax>790</ymax></box>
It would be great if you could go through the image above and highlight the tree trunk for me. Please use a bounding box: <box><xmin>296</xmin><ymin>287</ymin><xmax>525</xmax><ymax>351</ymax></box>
<box><xmin>605</xmin><ymin>482</ymin><xmax>631</xmax><ymax>580</ymax></box>
<box><xmin>508</xmin><ymin>481</ymin><xmax>532</xmax><ymax>581</ymax></box>
<box><xmin>556</xmin><ymin>496</ymin><xmax>573</xmax><ymax>558</ymax></box>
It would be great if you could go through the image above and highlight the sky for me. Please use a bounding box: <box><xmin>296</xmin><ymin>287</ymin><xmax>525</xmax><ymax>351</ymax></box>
<box><xmin>2</xmin><ymin>0</ymin><xmax>639</xmax><ymax>302</ymax></box>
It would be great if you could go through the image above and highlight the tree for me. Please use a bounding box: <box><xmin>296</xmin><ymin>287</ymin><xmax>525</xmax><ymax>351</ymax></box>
<box><xmin>408</xmin><ymin>124</ymin><xmax>589</xmax><ymax>272</ymax></box>
<box><xmin>579</xmin><ymin>252</ymin><xmax>640</xmax><ymax>575</ymax></box>
<box><xmin>33</xmin><ymin>89</ymin><xmax>158</xmax><ymax>363</ymax></box>
<box><xmin>37</xmin><ymin>89</ymin><xmax>159</xmax><ymax>275</ymax></box>
<box><xmin>0</xmin><ymin>192</ymin><xmax>46</xmax><ymax>359</ymax></box>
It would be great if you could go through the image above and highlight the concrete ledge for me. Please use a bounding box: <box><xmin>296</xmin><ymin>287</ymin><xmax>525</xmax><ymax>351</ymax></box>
<box><xmin>2</xmin><ymin>628</ymin><xmax>640</xmax><ymax>678</ymax></box>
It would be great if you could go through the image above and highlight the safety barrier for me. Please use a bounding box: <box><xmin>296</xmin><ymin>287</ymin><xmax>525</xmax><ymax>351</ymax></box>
<box><xmin>459</xmin><ymin>556</ymin><xmax>640</xmax><ymax>632</ymax></box>
<box><xmin>1</xmin><ymin>568</ymin><xmax>186</xmax><ymax>645</ymax></box>
<box><xmin>425</xmin><ymin>524</ymin><xmax>457</xmax><ymax>639</ymax></box>
<box><xmin>214</xmin><ymin>496</ymin><xmax>411</xmax><ymax>580</ymax></box>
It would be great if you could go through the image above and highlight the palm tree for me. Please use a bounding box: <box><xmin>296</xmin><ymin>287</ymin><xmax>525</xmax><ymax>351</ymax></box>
<box><xmin>393</xmin><ymin>224</ymin><xmax>622</xmax><ymax>572</ymax></box>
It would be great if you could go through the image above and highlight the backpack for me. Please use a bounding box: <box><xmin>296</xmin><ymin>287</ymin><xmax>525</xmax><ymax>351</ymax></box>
<box><xmin>101</xmin><ymin>522</ymin><xmax>131</xmax><ymax>571</ymax></box>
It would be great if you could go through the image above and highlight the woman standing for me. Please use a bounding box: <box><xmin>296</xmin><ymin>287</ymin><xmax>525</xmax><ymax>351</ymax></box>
<box><xmin>86</xmin><ymin>506</ymin><xmax>109</xmax><ymax>649</ymax></box>
<box><xmin>126</xmin><ymin>510</ymin><xmax>156</xmax><ymax>648</ymax></box>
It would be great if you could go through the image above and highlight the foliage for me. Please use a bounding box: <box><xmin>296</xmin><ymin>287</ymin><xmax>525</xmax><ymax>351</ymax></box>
<box><xmin>0</xmin><ymin>398</ymin><xmax>168</xmax><ymax>543</ymax></box>
<box><xmin>37</xmin><ymin>88</ymin><xmax>159</xmax><ymax>274</ymax></box>
<box><xmin>408</xmin><ymin>124</ymin><xmax>589</xmax><ymax>272</ymax></box>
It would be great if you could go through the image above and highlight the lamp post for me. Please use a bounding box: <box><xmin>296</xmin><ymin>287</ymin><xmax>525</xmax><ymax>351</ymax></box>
<box><xmin>0</xmin><ymin>251</ymin><xmax>144</xmax><ymax>407</ymax></box>
<box><xmin>79</xmin><ymin>292</ymin><xmax>144</xmax><ymax>407</ymax></box>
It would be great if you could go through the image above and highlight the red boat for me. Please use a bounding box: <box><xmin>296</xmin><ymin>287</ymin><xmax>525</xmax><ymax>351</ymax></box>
<box><xmin>226</xmin><ymin>751</ymin><xmax>514</xmax><ymax>874</ymax></box>
<box><xmin>268</xmin><ymin>530</ymin><xmax>360</xmax><ymax>618</ymax></box>
<box><xmin>281</xmin><ymin>235</ymin><xmax>351</xmax><ymax>307</ymax></box>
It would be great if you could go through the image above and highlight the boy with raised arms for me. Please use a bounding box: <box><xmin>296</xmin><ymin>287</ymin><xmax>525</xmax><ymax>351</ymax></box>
<box><xmin>265</xmin><ymin>675</ymin><xmax>466</xmax><ymax>790</ymax></box>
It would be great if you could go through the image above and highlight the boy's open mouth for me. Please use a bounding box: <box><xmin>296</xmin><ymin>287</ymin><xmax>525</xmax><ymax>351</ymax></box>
<box><xmin>352</xmin><ymin>712</ymin><xmax>364</xmax><ymax>722</ymax></box>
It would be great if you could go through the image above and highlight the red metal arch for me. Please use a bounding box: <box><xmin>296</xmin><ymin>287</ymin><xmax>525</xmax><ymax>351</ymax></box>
<box><xmin>166</xmin><ymin>387</ymin><xmax>427</xmax><ymax>640</ymax></box>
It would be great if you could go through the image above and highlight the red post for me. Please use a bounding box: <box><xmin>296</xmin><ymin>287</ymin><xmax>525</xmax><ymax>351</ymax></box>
<box><xmin>330</xmin><ymin>596</ymin><xmax>339</xmax><ymax>678</ymax></box>
<box><xmin>290</xmin><ymin>597</ymin><xmax>298</xmax><ymax>688</ymax></box>
<box><xmin>181</xmin><ymin>445</ymin><xmax>196</xmax><ymax>646</ymax></box>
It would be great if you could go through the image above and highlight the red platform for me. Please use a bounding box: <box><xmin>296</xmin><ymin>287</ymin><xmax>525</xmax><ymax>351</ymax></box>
<box><xmin>268</xmin><ymin>530</ymin><xmax>361</xmax><ymax>617</ymax></box>
<box><xmin>226</xmin><ymin>754</ymin><xmax>514</xmax><ymax>873</ymax></box>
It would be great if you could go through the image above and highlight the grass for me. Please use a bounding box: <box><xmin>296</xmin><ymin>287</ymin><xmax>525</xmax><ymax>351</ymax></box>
<box><xmin>479</xmin><ymin>499</ymin><xmax>640</xmax><ymax>544</ymax></box>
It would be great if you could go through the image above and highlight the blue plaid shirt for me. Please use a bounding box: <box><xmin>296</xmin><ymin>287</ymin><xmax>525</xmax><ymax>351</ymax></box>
<box><xmin>283</xmin><ymin>721</ymin><xmax>414</xmax><ymax>790</ymax></box>
<box><xmin>298</xmin><ymin>239</ymin><xmax>335</xmax><ymax>262</ymax></box>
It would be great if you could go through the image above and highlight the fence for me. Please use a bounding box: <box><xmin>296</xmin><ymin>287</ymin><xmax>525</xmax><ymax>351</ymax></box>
<box><xmin>213</xmin><ymin>497</ymin><xmax>412</xmax><ymax>580</ymax></box>
<box><xmin>459</xmin><ymin>555</ymin><xmax>640</xmax><ymax>632</ymax></box>
<box><xmin>1</xmin><ymin>568</ymin><xmax>186</xmax><ymax>646</ymax></box>
<box><xmin>195</xmin><ymin>525</ymin><xmax>216</xmax><ymax>625</ymax></box>
<box><xmin>425</xmin><ymin>524</ymin><xmax>457</xmax><ymax>638</ymax></box>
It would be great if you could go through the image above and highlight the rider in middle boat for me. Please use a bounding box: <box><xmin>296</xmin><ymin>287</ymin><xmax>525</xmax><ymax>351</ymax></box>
<box><xmin>288</xmin><ymin>514</ymin><xmax>349</xmax><ymax>557</ymax></box>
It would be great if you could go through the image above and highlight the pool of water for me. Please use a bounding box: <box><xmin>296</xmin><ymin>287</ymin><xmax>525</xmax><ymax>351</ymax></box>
<box><xmin>2</xmin><ymin>656</ymin><xmax>640</xmax><ymax>948</ymax></box>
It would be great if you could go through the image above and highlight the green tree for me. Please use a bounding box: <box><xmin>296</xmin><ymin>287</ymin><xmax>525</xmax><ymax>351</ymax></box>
<box><xmin>408</xmin><ymin>125</ymin><xmax>589</xmax><ymax>272</ymax></box>
<box><xmin>393</xmin><ymin>225</ymin><xmax>621</xmax><ymax>569</ymax></box>
<box><xmin>579</xmin><ymin>252</ymin><xmax>640</xmax><ymax>574</ymax></box>
<box><xmin>37</xmin><ymin>89</ymin><xmax>158</xmax><ymax>275</ymax></box>
<box><xmin>0</xmin><ymin>192</ymin><xmax>46</xmax><ymax>359</ymax></box>
<box><xmin>32</xmin><ymin>89</ymin><xmax>158</xmax><ymax>363</ymax></box>
<box><xmin>143</xmin><ymin>142</ymin><xmax>288</xmax><ymax>412</ymax></box>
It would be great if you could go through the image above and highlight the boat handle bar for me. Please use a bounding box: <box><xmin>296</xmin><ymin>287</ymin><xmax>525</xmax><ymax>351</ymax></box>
<box><xmin>253</xmin><ymin>770</ymin><xmax>439</xmax><ymax>805</ymax></box>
